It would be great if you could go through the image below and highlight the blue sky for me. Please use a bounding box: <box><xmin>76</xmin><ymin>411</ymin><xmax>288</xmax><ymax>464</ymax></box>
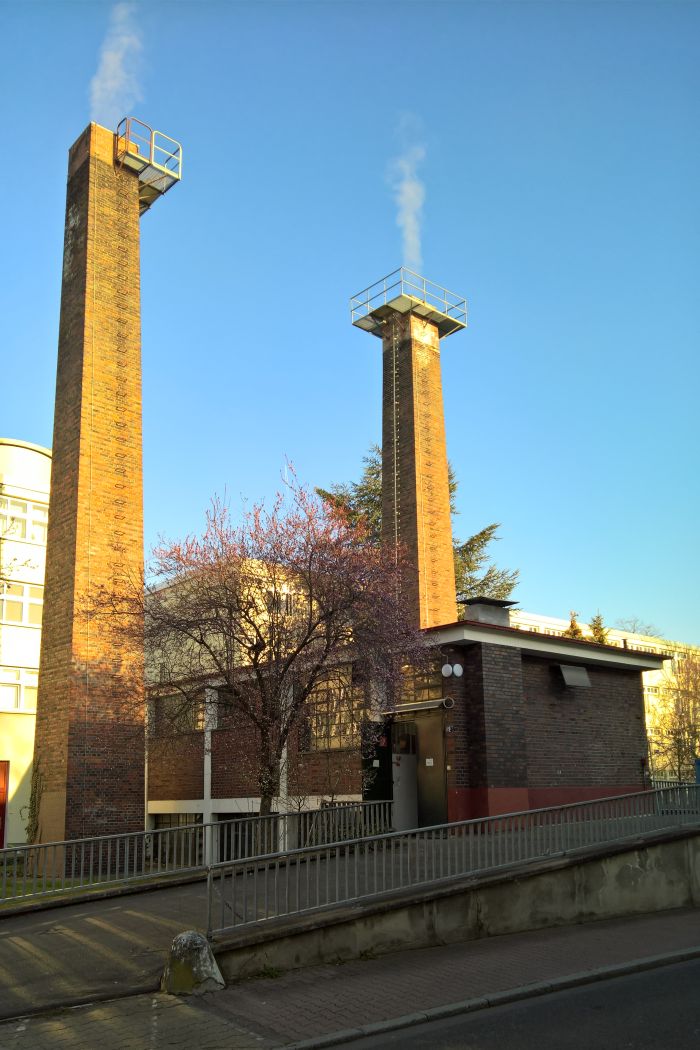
<box><xmin>2</xmin><ymin>0</ymin><xmax>698</xmax><ymax>642</ymax></box>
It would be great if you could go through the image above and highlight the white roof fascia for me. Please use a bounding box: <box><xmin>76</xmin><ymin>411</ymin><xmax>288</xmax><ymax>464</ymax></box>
<box><xmin>426</xmin><ymin>622</ymin><xmax>668</xmax><ymax>673</ymax></box>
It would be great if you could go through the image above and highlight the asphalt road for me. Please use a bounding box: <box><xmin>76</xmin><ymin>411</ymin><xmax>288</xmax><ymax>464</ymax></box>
<box><xmin>341</xmin><ymin>958</ymin><xmax>700</xmax><ymax>1049</ymax></box>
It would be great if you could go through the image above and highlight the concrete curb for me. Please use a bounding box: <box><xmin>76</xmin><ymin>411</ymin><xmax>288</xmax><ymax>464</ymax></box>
<box><xmin>284</xmin><ymin>946</ymin><xmax>700</xmax><ymax>1049</ymax></box>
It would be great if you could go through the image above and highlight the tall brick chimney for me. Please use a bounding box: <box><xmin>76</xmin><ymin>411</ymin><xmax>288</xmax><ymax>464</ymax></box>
<box><xmin>33</xmin><ymin>120</ymin><xmax>181</xmax><ymax>842</ymax></box>
<box><xmin>351</xmin><ymin>270</ymin><xmax>467</xmax><ymax>629</ymax></box>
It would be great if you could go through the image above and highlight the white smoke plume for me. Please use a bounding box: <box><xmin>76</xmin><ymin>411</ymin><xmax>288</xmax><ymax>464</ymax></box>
<box><xmin>90</xmin><ymin>3</ymin><xmax>143</xmax><ymax>129</ymax></box>
<box><xmin>389</xmin><ymin>139</ymin><xmax>426</xmax><ymax>273</ymax></box>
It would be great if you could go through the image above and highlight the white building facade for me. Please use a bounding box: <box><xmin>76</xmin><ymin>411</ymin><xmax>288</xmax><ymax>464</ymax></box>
<box><xmin>0</xmin><ymin>439</ymin><xmax>50</xmax><ymax>846</ymax></box>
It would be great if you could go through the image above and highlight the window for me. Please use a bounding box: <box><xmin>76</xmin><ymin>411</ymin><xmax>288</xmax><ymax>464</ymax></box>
<box><xmin>0</xmin><ymin>497</ymin><xmax>48</xmax><ymax>544</ymax></box>
<box><xmin>0</xmin><ymin>583</ymin><xmax>43</xmax><ymax>626</ymax></box>
<box><xmin>308</xmin><ymin>669</ymin><xmax>365</xmax><ymax>751</ymax></box>
<box><xmin>153</xmin><ymin>692</ymin><xmax>206</xmax><ymax>733</ymax></box>
<box><xmin>265</xmin><ymin>588</ymin><xmax>298</xmax><ymax>616</ymax></box>
<box><xmin>153</xmin><ymin>813</ymin><xmax>203</xmax><ymax>829</ymax></box>
<box><xmin>151</xmin><ymin>813</ymin><xmax>204</xmax><ymax>864</ymax></box>
<box><xmin>400</xmin><ymin>658</ymin><xmax>443</xmax><ymax>706</ymax></box>
<box><xmin>0</xmin><ymin>667</ymin><xmax>38</xmax><ymax>710</ymax></box>
<box><xmin>0</xmin><ymin>668</ymin><xmax>19</xmax><ymax>709</ymax></box>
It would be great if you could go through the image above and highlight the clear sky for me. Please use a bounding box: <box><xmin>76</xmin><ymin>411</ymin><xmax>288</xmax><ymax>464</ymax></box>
<box><xmin>2</xmin><ymin>0</ymin><xmax>698</xmax><ymax>643</ymax></box>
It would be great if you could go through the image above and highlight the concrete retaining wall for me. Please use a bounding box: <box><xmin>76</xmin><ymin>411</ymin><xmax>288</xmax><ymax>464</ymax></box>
<box><xmin>213</xmin><ymin>827</ymin><xmax>700</xmax><ymax>983</ymax></box>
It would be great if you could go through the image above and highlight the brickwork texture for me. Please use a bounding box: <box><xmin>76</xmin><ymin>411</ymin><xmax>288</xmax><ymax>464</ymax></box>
<box><xmin>443</xmin><ymin>642</ymin><xmax>649</xmax><ymax>819</ymax></box>
<box><xmin>381</xmin><ymin>314</ymin><xmax>457</xmax><ymax>629</ymax></box>
<box><xmin>34</xmin><ymin>123</ymin><xmax>145</xmax><ymax>842</ymax></box>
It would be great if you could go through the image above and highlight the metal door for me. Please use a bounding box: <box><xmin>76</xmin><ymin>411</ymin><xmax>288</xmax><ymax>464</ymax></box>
<box><xmin>415</xmin><ymin>714</ymin><xmax>447</xmax><ymax>826</ymax></box>
<box><xmin>361</xmin><ymin>720</ymin><xmax>393</xmax><ymax>802</ymax></box>
<box><xmin>391</xmin><ymin>722</ymin><xmax>418</xmax><ymax>830</ymax></box>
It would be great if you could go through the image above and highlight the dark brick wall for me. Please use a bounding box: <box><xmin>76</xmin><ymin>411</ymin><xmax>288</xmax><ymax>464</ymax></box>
<box><xmin>445</xmin><ymin>642</ymin><xmax>647</xmax><ymax>816</ymax></box>
<box><xmin>481</xmin><ymin>644</ymin><xmax>528</xmax><ymax>787</ymax></box>
<box><xmin>443</xmin><ymin>645</ymin><xmax>483</xmax><ymax>791</ymax></box>
<box><xmin>522</xmin><ymin>657</ymin><xmax>648</xmax><ymax>788</ymax></box>
<box><xmin>445</xmin><ymin>643</ymin><xmax>527</xmax><ymax>791</ymax></box>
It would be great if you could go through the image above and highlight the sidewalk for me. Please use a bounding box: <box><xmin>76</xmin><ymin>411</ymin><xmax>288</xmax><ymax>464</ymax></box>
<box><xmin>0</xmin><ymin>906</ymin><xmax>698</xmax><ymax>1049</ymax></box>
<box><xmin>0</xmin><ymin>880</ymin><xmax>209</xmax><ymax>1018</ymax></box>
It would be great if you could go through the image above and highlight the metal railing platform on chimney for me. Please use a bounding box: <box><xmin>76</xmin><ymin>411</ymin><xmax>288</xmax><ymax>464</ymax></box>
<box><xmin>0</xmin><ymin>800</ymin><xmax>393</xmax><ymax>907</ymax></box>
<box><xmin>206</xmin><ymin>786</ymin><xmax>700</xmax><ymax>939</ymax></box>
<box><xmin>350</xmin><ymin>268</ymin><xmax>467</xmax><ymax>338</ymax></box>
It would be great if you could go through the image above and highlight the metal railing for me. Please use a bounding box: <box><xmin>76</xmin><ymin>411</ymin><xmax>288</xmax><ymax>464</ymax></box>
<box><xmin>206</xmin><ymin>787</ymin><xmax>700</xmax><ymax>938</ymax></box>
<box><xmin>651</xmin><ymin>779</ymin><xmax>696</xmax><ymax>790</ymax></box>
<box><xmin>0</xmin><ymin>800</ymin><xmax>392</xmax><ymax>906</ymax></box>
<box><xmin>116</xmin><ymin>117</ymin><xmax>182</xmax><ymax>179</ymax></box>
<box><xmin>350</xmin><ymin>268</ymin><xmax>467</xmax><ymax>330</ymax></box>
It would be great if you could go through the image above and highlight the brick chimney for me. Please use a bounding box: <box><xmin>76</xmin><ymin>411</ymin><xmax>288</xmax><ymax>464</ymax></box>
<box><xmin>351</xmin><ymin>270</ymin><xmax>466</xmax><ymax>629</ymax></box>
<box><xmin>33</xmin><ymin>121</ymin><xmax>181</xmax><ymax>842</ymax></box>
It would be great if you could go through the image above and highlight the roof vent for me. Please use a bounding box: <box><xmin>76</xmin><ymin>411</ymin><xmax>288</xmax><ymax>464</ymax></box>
<box><xmin>459</xmin><ymin>596</ymin><xmax>517</xmax><ymax>628</ymax></box>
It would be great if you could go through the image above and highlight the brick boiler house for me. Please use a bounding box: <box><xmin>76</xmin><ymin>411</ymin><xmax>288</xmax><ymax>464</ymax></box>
<box><xmin>30</xmin><ymin>122</ymin><xmax>666</xmax><ymax>845</ymax></box>
<box><xmin>146</xmin><ymin>269</ymin><xmax>666</xmax><ymax>832</ymax></box>
<box><xmin>145</xmin><ymin>595</ymin><xmax>665</xmax><ymax>832</ymax></box>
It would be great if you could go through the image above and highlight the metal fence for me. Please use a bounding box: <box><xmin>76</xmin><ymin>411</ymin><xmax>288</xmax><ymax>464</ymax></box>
<box><xmin>0</xmin><ymin>800</ymin><xmax>393</xmax><ymax>906</ymax></box>
<box><xmin>651</xmin><ymin>779</ymin><xmax>696</xmax><ymax>790</ymax></box>
<box><xmin>206</xmin><ymin>786</ymin><xmax>700</xmax><ymax>938</ymax></box>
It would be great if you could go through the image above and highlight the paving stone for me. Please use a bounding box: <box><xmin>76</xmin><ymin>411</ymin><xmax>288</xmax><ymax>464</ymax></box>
<box><xmin>1</xmin><ymin>907</ymin><xmax>699</xmax><ymax>1049</ymax></box>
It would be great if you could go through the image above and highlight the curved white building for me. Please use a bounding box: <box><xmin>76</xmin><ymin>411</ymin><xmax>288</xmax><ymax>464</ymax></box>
<box><xmin>0</xmin><ymin>438</ymin><xmax>51</xmax><ymax>846</ymax></box>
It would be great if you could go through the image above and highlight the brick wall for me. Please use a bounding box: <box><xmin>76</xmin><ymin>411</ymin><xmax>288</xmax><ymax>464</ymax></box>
<box><xmin>34</xmin><ymin>123</ymin><xmax>145</xmax><ymax>841</ymax></box>
<box><xmin>443</xmin><ymin>642</ymin><xmax>647</xmax><ymax>819</ymax></box>
<box><xmin>211</xmin><ymin>727</ymin><xmax>260</xmax><ymax>798</ymax></box>
<box><xmin>444</xmin><ymin>644</ymin><xmax>527</xmax><ymax>790</ymax></box>
<box><xmin>522</xmin><ymin>657</ymin><xmax>648</xmax><ymax>796</ymax></box>
<box><xmin>146</xmin><ymin>645</ymin><xmax>650</xmax><ymax>819</ymax></box>
<box><xmin>443</xmin><ymin>645</ymin><xmax>482</xmax><ymax>792</ymax></box>
<box><xmin>145</xmin><ymin>717</ymin><xmax>365</xmax><ymax>805</ymax></box>
<box><xmin>289</xmin><ymin>750</ymin><xmax>362</xmax><ymax>798</ymax></box>
<box><xmin>481</xmin><ymin>644</ymin><xmax>528</xmax><ymax>787</ymax></box>
<box><xmin>148</xmin><ymin>736</ymin><xmax>204</xmax><ymax>800</ymax></box>
<box><xmin>381</xmin><ymin>314</ymin><xmax>457</xmax><ymax>629</ymax></box>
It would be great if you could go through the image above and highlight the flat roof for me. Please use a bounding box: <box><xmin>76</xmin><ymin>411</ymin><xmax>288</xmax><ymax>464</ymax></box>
<box><xmin>424</xmin><ymin>618</ymin><xmax>670</xmax><ymax>672</ymax></box>
<box><xmin>0</xmin><ymin>438</ymin><xmax>51</xmax><ymax>458</ymax></box>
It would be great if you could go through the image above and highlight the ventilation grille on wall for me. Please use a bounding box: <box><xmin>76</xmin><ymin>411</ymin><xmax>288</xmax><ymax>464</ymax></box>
<box><xmin>559</xmin><ymin>665</ymin><xmax>591</xmax><ymax>688</ymax></box>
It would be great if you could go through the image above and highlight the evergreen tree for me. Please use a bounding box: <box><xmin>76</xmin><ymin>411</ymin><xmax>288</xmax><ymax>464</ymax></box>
<box><xmin>589</xmin><ymin>612</ymin><xmax>609</xmax><ymax>645</ymax></box>
<box><xmin>563</xmin><ymin>610</ymin><xmax>584</xmax><ymax>639</ymax></box>
<box><xmin>317</xmin><ymin>445</ymin><xmax>519</xmax><ymax>602</ymax></box>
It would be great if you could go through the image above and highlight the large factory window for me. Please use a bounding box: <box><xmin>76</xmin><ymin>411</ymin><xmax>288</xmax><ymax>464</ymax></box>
<box><xmin>400</xmin><ymin>657</ymin><xmax>443</xmax><ymax>706</ymax></box>
<box><xmin>308</xmin><ymin>668</ymin><xmax>365</xmax><ymax>751</ymax></box>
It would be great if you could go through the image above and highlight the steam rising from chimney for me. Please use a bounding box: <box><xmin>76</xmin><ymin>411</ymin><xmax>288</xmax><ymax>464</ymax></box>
<box><xmin>90</xmin><ymin>3</ymin><xmax>143</xmax><ymax>129</ymax></box>
<box><xmin>389</xmin><ymin>121</ymin><xmax>426</xmax><ymax>272</ymax></box>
